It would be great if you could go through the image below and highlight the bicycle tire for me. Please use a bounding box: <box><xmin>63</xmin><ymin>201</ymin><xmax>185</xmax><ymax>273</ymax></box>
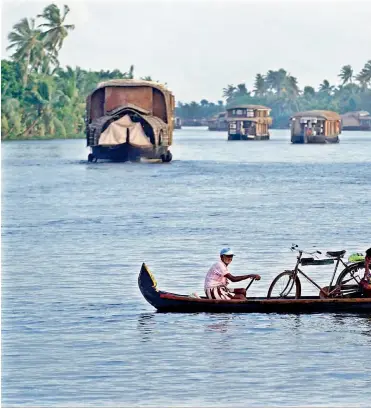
<box><xmin>267</xmin><ymin>271</ymin><xmax>302</xmax><ymax>299</ymax></box>
<box><xmin>335</xmin><ymin>261</ymin><xmax>365</xmax><ymax>297</ymax></box>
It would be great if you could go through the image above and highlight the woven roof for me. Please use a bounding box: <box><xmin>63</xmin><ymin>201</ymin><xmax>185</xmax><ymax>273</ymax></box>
<box><xmin>226</xmin><ymin>117</ymin><xmax>273</xmax><ymax>124</ymax></box>
<box><xmin>94</xmin><ymin>79</ymin><xmax>173</xmax><ymax>96</ymax></box>
<box><xmin>227</xmin><ymin>104</ymin><xmax>271</xmax><ymax>111</ymax></box>
<box><xmin>292</xmin><ymin>110</ymin><xmax>340</xmax><ymax>120</ymax></box>
<box><xmin>341</xmin><ymin>110</ymin><xmax>370</xmax><ymax>117</ymax></box>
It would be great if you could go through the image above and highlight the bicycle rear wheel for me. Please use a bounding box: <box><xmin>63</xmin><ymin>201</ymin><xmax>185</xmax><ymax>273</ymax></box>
<box><xmin>335</xmin><ymin>262</ymin><xmax>365</xmax><ymax>297</ymax></box>
<box><xmin>267</xmin><ymin>271</ymin><xmax>302</xmax><ymax>299</ymax></box>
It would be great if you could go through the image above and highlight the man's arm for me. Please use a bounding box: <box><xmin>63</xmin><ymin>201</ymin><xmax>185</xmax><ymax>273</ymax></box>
<box><xmin>225</xmin><ymin>273</ymin><xmax>261</xmax><ymax>282</ymax></box>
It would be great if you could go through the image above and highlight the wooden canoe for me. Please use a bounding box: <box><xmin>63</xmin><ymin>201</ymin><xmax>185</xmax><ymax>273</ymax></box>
<box><xmin>138</xmin><ymin>263</ymin><xmax>371</xmax><ymax>314</ymax></box>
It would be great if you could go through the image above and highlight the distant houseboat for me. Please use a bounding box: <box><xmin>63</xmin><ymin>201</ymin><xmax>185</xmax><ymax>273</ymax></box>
<box><xmin>174</xmin><ymin>117</ymin><xmax>182</xmax><ymax>129</ymax></box>
<box><xmin>85</xmin><ymin>79</ymin><xmax>175</xmax><ymax>162</ymax></box>
<box><xmin>226</xmin><ymin>105</ymin><xmax>272</xmax><ymax>140</ymax></box>
<box><xmin>208</xmin><ymin>112</ymin><xmax>228</xmax><ymax>131</ymax></box>
<box><xmin>341</xmin><ymin>111</ymin><xmax>371</xmax><ymax>131</ymax></box>
<box><xmin>291</xmin><ymin>110</ymin><xmax>341</xmax><ymax>144</ymax></box>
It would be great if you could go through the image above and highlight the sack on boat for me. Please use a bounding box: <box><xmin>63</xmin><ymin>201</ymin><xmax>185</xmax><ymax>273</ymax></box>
<box><xmin>348</xmin><ymin>253</ymin><xmax>365</xmax><ymax>262</ymax></box>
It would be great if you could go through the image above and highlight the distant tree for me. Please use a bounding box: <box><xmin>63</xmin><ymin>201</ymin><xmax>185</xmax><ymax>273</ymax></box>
<box><xmin>338</xmin><ymin>65</ymin><xmax>353</xmax><ymax>85</ymax></box>
<box><xmin>222</xmin><ymin>84</ymin><xmax>237</xmax><ymax>101</ymax></box>
<box><xmin>254</xmin><ymin>73</ymin><xmax>266</xmax><ymax>97</ymax></box>
<box><xmin>356</xmin><ymin>60</ymin><xmax>371</xmax><ymax>88</ymax></box>
<box><xmin>303</xmin><ymin>86</ymin><xmax>315</xmax><ymax>97</ymax></box>
<box><xmin>319</xmin><ymin>79</ymin><xmax>334</xmax><ymax>94</ymax></box>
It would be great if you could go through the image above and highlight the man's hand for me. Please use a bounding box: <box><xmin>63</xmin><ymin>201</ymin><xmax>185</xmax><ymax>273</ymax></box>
<box><xmin>248</xmin><ymin>274</ymin><xmax>261</xmax><ymax>280</ymax></box>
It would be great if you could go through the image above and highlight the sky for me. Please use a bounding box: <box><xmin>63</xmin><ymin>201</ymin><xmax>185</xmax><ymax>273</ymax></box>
<box><xmin>1</xmin><ymin>0</ymin><xmax>371</xmax><ymax>103</ymax></box>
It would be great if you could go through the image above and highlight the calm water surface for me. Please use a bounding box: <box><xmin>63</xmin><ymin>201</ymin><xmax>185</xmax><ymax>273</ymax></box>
<box><xmin>2</xmin><ymin>129</ymin><xmax>371</xmax><ymax>406</ymax></box>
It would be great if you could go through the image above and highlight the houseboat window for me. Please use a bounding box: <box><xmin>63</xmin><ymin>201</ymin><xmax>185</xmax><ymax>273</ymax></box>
<box><xmin>230</xmin><ymin>122</ymin><xmax>237</xmax><ymax>129</ymax></box>
<box><xmin>247</xmin><ymin>109</ymin><xmax>254</xmax><ymax>117</ymax></box>
<box><xmin>236</xmin><ymin>109</ymin><xmax>243</xmax><ymax>115</ymax></box>
<box><xmin>232</xmin><ymin>109</ymin><xmax>236</xmax><ymax>115</ymax></box>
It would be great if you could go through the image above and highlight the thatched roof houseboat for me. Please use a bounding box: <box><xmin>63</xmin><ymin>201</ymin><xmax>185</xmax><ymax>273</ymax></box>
<box><xmin>341</xmin><ymin>111</ymin><xmax>371</xmax><ymax>131</ymax></box>
<box><xmin>208</xmin><ymin>112</ymin><xmax>228</xmax><ymax>131</ymax></box>
<box><xmin>290</xmin><ymin>110</ymin><xmax>341</xmax><ymax>143</ymax></box>
<box><xmin>226</xmin><ymin>104</ymin><xmax>272</xmax><ymax>140</ymax></box>
<box><xmin>86</xmin><ymin>79</ymin><xmax>175</xmax><ymax>162</ymax></box>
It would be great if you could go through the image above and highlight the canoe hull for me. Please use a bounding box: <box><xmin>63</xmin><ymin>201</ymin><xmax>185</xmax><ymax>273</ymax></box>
<box><xmin>138</xmin><ymin>263</ymin><xmax>371</xmax><ymax>314</ymax></box>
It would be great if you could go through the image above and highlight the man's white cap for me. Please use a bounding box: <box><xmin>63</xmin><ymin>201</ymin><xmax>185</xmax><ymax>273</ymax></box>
<box><xmin>220</xmin><ymin>247</ymin><xmax>234</xmax><ymax>256</ymax></box>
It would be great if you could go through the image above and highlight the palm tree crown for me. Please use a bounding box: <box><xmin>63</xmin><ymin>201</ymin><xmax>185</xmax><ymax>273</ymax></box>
<box><xmin>37</xmin><ymin>4</ymin><xmax>75</xmax><ymax>56</ymax></box>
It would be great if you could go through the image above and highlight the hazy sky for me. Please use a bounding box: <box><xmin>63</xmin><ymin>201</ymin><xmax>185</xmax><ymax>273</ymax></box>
<box><xmin>2</xmin><ymin>0</ymin><xmax>371</xmax><ymax>103</ymax></box>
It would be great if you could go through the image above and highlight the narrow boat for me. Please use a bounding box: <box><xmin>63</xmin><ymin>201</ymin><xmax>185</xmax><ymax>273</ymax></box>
<box><xmin>138</xmin><ymin>263</ymin><xmax>371</xmax><ymax>313</ymax></box>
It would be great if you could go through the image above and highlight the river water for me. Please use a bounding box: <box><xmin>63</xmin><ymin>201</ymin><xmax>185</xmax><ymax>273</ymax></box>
<box><xmin>2</xmin><ymin>128</ymin><xmax>371</xmax><ymax>406</ymax></box>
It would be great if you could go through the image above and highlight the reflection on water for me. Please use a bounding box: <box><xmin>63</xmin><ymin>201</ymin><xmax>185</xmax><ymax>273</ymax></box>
<box><xmin>2</xmin><ymin>131</ymin><xmax>371</xmax><ymax>406</ymax></box>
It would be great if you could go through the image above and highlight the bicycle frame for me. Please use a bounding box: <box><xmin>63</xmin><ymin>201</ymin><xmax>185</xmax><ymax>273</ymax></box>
<box><xmin>291</xmin><ymin>249</ymin><xmax>349</xmax><ymax>297</ymax></box>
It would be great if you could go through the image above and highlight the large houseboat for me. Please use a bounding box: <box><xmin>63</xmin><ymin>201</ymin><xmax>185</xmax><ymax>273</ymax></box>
<box><xmin>291</xmin><ymin>110</ymin><xmax>341</xmax><ymax>143</ymax></box>
<box><xmin>226</xmin><ymin>105</ymin><xmax>272</xmax><ymax>140</ymax></box>
<box><xmin>208</xmin><ymin>112</ymin><xmax>228</xmax><ymax>131</ymax></box>
<box><xmin>85</xmin><ymin>79</ymin><xmax>175</xmax><ymax>162</ymax></box>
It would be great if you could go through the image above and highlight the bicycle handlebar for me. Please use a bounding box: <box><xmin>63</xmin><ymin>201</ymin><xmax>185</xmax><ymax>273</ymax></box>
<box><xmin>291</xmin><ymin>243</ymin><xmax>322</xmax><ymax>256</ymax></box>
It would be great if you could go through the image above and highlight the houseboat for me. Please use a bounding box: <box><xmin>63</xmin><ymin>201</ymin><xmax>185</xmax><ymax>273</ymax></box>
<box><xmin>174</xmin><ymin>117</ymin><xmax>182</xmax><ymax>129</ymax></box>
<box><xmin>291</xmin><ymin>110</ymin><xmax>341</xmax><ymax>143</ymax></box>
<box><xmin>85</xmin><ymin>79</ymin><xmax>175</xmax><ymax>162</ymax></box>
<box><xmin>226</xmin><ymin>105</ymin><xmax>272</xmax><ymax>140</ymax></box>
<box><xmin>341</xmin><ymin>111</ymin><xmax>371</xmax><ymax>131</ymax></box>
<box><xmin>208</xmin><ymin>112</ymin><xmax>228</xmax><ymax>131</ymax></box>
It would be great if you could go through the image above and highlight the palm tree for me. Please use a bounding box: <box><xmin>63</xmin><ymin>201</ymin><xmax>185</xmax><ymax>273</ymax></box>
<box><xmin>37</xmin><ymin>4</ymin><xmax>75</xmax><ymax>57</ymax></box>
<box><xmin>284</xmin><ymin>75</ymin><xmax>299</xmax><ymax>97</ymax></box>
<box><xmin>22</xmin><ymin>78</ymin><xmax>66</xmax><ymax>137</ymax></box>
<box><xmin>222</xmin><ymin>84</ymin><xmax>236</xmax><ymax>101</ymax></box>
<box><xmin>356</xmin><ymin>60</ymin><xmax>371</xmax><ymax>89</ymax></box>
<box><xmin>7</xmin><ymin>18</ymin><xmax>44</xmax><ymax>86</ymax></box>
<box><xmin>266</xmin><ymin>69</ymin><xmax>287</xmax><ymax>94</ymax></box>
<box><xmin>253</xmin><ymin>74</ymin><xmax>266</xmax><ymax>97</ymax></box>
<box><xmin>319</xmin><ymin>79</ymin><xmax>334</xmax><ymax>94</ymax></box>
<box><xmin>303</xmin><ymin>86</ymin><xmax>315</xmax><ymax>97</ymax></box>
<box><xmin>235</xmin><ymin>83</ymin><xmax>248</xmax><ymax>97</ymax></box>
<box><xmin>125</xmin><ymin>65</ymin><xmax>134</xmax><ymax>79</ymax></box>
<box><xmin>338</xmin><ymin>65</ymin><xmax>353</xmax><ymax>85</ymax></box>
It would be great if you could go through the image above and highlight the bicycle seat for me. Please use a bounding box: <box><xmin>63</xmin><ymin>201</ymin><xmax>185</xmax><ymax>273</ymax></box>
<box><xmin>326</xmin><ymin>250</ymin><xmax>346</xmax><ymax>258</ymax></box>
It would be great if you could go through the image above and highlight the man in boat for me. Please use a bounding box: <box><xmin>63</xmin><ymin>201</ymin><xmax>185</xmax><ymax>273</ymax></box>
<box><xmin>204</xmin><ymin>248</ymin><xmax>261</xmax><ymax>300</ymax></box>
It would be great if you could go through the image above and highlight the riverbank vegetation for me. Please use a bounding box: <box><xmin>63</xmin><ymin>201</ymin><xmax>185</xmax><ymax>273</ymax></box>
<box><xmin>2</xmin><ymin>4</ymin><xmax>371</xmax><ymax>139</ymax></box>
<box><xmin>176</xmin><ymin>63</ymin><xmax>371</xmax><ymax>128</ymax></box>
<box><xmin>1</xmin><ymin>4</ymin><xmax>144</xmax><ymax>140</ymax></box>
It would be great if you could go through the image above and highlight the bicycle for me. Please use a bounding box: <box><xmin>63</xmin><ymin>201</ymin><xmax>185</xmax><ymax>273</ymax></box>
<box><xmin>267</xmin><ymin>244</ymin><xmax>366</xmax><ymax>299</ymax></box>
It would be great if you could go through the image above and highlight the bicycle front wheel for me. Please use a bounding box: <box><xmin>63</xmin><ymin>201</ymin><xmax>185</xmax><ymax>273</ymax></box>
<box><xmin>267</xmin><ymin>271</ymin><xmax>302</xmax><ymax>299</ymax></box>
<box><xmin>335</xmin><ymin>262</ymin><xmax>365</xmax><ymax>297</ymax></box>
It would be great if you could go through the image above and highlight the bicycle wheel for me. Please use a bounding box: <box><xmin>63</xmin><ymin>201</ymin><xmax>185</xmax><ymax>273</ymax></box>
<box><xmin>335</xmin><ymin>262</ymin><xmax>365</xmax><ymax>297</ymax></box>
<box><xmin>267</xmin><ymin>271</ymin><xmax>302</xmax><ymax>299</ymax></box>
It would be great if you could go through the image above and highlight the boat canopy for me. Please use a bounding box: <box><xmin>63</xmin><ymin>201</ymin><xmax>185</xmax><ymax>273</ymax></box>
<box><xmin>227</xmin><ymin>104</ymin><xmax>271</xmax><ymax>111</ymax></box>
<box><xmin>291</xmin><ymin>110</ymin><xmax>341</xmax><ymax>121</ymax></box>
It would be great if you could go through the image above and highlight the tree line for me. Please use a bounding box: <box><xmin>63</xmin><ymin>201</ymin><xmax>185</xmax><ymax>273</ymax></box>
<box><xmin>176</xmin><ymin>63</ymin><xmax>371</xmax><ymax>128</ymax></box>
<box><xmin>2</xmin><ymin>4</ymin><xmax>371</xmax><ymax>139</ymax></box>
<box><xmin>1</xmin><ymin>4</ymin><xmax>146</xmax><ymax>140</ymax></box>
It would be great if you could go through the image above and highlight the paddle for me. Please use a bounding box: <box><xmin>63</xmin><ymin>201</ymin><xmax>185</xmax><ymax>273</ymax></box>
<box><xmin>245</xmin><ymin>277</ymin><xmax>256</xmax><ymax>291</ymax></box>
